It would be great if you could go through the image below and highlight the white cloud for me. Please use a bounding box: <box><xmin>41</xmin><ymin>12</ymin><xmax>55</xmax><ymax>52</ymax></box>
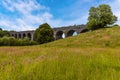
<box><xmin>0</xmin><ymin>0</ymin><xmax>85</xmax><ymax>31</ymax></box>
<box><xmin>1</xmin><ymin>0</ymin><xmax>48</xmax><ymax>14</ymax></box>
<box><xmin>0</xmin><ymin>0</ymin><xmax>88</xmax><ymax>31</ymax></box>
<box><xmin>0</xmin><ymin>0</ymin><xmax>52</xmax><ymax>31</ymax></box>
<box><xmin>2</xmin><ymin>0</ymin><xmax>15</xmax><ymax>12</ymax></box>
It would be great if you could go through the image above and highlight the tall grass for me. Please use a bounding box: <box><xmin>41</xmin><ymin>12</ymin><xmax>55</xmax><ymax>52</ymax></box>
<box><xmin>0</xmin><ymin>47</ymin><xmax>120</xmax><ymax>80</ymax></box>
<box><xmin>0</xmin><ymin>27</ymin><xmax>120</xmax><ymax>80</ymax></box>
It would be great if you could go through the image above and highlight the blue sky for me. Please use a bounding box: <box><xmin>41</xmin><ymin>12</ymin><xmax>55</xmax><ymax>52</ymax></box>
<box><xmin>0</xmin><ymin>0</ymin><xmax>120</xmax><ymax>31</ymax></box>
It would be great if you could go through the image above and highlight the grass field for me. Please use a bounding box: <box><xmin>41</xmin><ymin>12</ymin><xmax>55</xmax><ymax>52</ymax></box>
<box><xmin>0</xmin><ymin>27</ymin><xmax>120</xmax><ymax>80</ymax></box>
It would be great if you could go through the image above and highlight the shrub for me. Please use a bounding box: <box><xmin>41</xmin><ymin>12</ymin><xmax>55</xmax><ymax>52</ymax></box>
<box><xmin>0</xmin><ymin>37</ymin><xmax>38</xmax><ymax>46</ymax></box>
<box><xmin>0</xmin><ymin>29</ymin><xmax>10</xmax><ymax>37</ymax></box>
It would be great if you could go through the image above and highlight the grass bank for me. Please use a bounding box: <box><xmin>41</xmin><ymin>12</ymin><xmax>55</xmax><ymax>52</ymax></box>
<box><xmin>0</xmin><ymin>27</ymin><xmax>120</xmax><ymax>80</ymax></box>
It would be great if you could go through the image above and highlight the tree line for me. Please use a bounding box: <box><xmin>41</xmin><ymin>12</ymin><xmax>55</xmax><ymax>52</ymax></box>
<box><xmin>0</xmin><ymin>23</ymin><xmax>54</xmax><ymax>46</ymax></box>
<box><xmin>0</xmin><ymin>28</ymin><xmax>37</xmax><ymax>46</ymax></box>
<box><xmin>0</xmin><ymin>28</ymin><xmax>10</xmax><ymax>37</ymax></box>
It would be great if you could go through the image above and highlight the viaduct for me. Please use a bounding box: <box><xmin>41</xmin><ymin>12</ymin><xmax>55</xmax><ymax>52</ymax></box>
<box><xmin>9</xmin><ymin>24</ymin><xmax>87</xmax><ymax>40</ymax></box>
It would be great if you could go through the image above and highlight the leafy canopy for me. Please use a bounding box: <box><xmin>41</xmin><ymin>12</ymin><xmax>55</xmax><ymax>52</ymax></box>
<box><xmin>0</xmin><ymin>28</ymin><xmax>2</xmax><ymax>31</ymax></box>
<box><xmin>0</xmin><ymin>28</ymin><xmax>10</xmax><ymax>37</ymax></box>
<box><xmin>87</xmin><ymin>4</ymin><xmax>117</xmax><ymax>30</ymax></box>
<box><xmin>34</xmin><ymin>23</ymin><xmax>54</xmax><ymax>44</ymax></box>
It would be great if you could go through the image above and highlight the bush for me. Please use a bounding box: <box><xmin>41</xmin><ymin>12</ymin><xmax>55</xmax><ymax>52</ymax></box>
<box><xmin>0</xmin><ymin>37</ymin><xmax>38</xmax><ymax>46</ymax></box>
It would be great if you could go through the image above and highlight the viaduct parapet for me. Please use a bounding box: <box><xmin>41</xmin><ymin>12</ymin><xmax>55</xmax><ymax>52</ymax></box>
<box><xmin>9</xmin><ymin>24</ymin><xmax>87</xmax><ymax>40</ymax></box>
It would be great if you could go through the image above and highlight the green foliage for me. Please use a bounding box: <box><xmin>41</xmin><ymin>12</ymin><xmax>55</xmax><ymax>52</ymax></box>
<box><xmin>0</xmin><ymin>37</ymin><xmax>37</xmax><ymax>46</ymax></box>
<box><xmin>0</xmin><ymin>28</ymin><xmax>10</xmax><ymax>37</ymax></box>
<box><xmin>0</xmin><ymin>28</ymin><xmax>2</xmax><ymax>31</ymax></box>
<box><xmin>87</xmin><ymin>4</ymin><xmax>117</xmax><ymax>30</ymax></box>
<box><xmin>34</xmin><ymin>23</ymin><xmax>54</xmax><ymax>44</ymax></box>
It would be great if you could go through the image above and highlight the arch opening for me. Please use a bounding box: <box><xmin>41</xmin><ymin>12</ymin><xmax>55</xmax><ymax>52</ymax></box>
<box><xmin>27</xmin><ymin>33</ymin><xmax>31</xmax><ymax>40</ymax></box>
<box><xmin>67</xmin><ymin>30</ymin><xmax>78</xmax><ymax>37</ymax></box>
<box><xmin>18</xmin><ymin>34</ymin><xmax>21</xmax><ymax>39</ymax></box>
<box><xmin>12</xmin><ymin>34</ymin><xmax>14</xmax><ymax>37</ymax></box>
<box><xmin>15</xmin><ymin>34</ymin><xmax>17</xmax><ymax>39</ymax></box>
<box><xmin>56</xmin><ymin>31</ymin><xmax>65</xmax><ymax>40</ymax></box>
<box><xmin>23</xmin><ymin>33</ymin><xmax>26</xmax><ymax>39</ymax></box>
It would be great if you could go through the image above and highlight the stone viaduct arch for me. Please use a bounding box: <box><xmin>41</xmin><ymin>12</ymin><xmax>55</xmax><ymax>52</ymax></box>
<box><xmin>53</xmin><ymin>25</ymin><xmax>86</xmax><ymax>40</ymax></box>
<box><xmin>9</xmin><ymin>31</ymin><xmax>34</xmax><ymax>40</ymax></box>
<box><xmin>9</xmin><ymin>24</ymin><xmax>87</xmax><ymax>41</ymax></box>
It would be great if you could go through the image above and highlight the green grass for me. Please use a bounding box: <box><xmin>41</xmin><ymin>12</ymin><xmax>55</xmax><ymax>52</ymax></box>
<box><xmin>0</xmin><ymin>26</ymin><xmax>120</xmax><ymax>80</ymax></box>
<box><xmin>42</xmin><ymin>27</ymin><xmax>120</xmax><ymax>48</ymax></box>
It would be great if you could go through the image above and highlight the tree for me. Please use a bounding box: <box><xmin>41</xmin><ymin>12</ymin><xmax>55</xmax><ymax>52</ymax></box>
<box><xmin>87</xmin><ymin>4</ymin><xmax>117</xmax><ymax>30</ymax></box>
<box><xmin>0</xmin><ymin>30</ymin><xmax>10</xmax><ymax>37</ymax></box>
<box><xmin>0</xmin><ymin>28</ymin><xmax>2</xmax><ymax>31</ymax></box>
<box><xmin>34</xmin><ymin>23</ymin><xmax>54</xmax><ymax>44</ymax></box>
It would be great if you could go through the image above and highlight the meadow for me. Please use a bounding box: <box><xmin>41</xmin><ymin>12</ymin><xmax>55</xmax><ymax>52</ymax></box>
<box><xmin>0</xmin><ymin>27</ymin><xmax>120</xmax><ymax>80</ymax></box>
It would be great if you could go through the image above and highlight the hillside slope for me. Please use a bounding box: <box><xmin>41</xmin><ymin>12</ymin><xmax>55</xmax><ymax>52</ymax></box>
<box><xmin>0</xmin><ymin>27</ymin><xmax>120</xmax><ymax>80</ymax></box>
<box><xmin>42</xmin><ymin>26</ymin><xmax>120</xmax><ymax>48</ymax></box>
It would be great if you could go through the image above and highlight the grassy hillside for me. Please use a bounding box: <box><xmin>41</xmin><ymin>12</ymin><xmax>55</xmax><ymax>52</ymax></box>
<box><xmin>42</xmin><ymin>26</ymin><xmax>120</xmax><ymax>48</ymax></box>
<box><xmin>0</xmin><ymin>27</ymin><xmax>120</xmax><ymax>80</ymax></box>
